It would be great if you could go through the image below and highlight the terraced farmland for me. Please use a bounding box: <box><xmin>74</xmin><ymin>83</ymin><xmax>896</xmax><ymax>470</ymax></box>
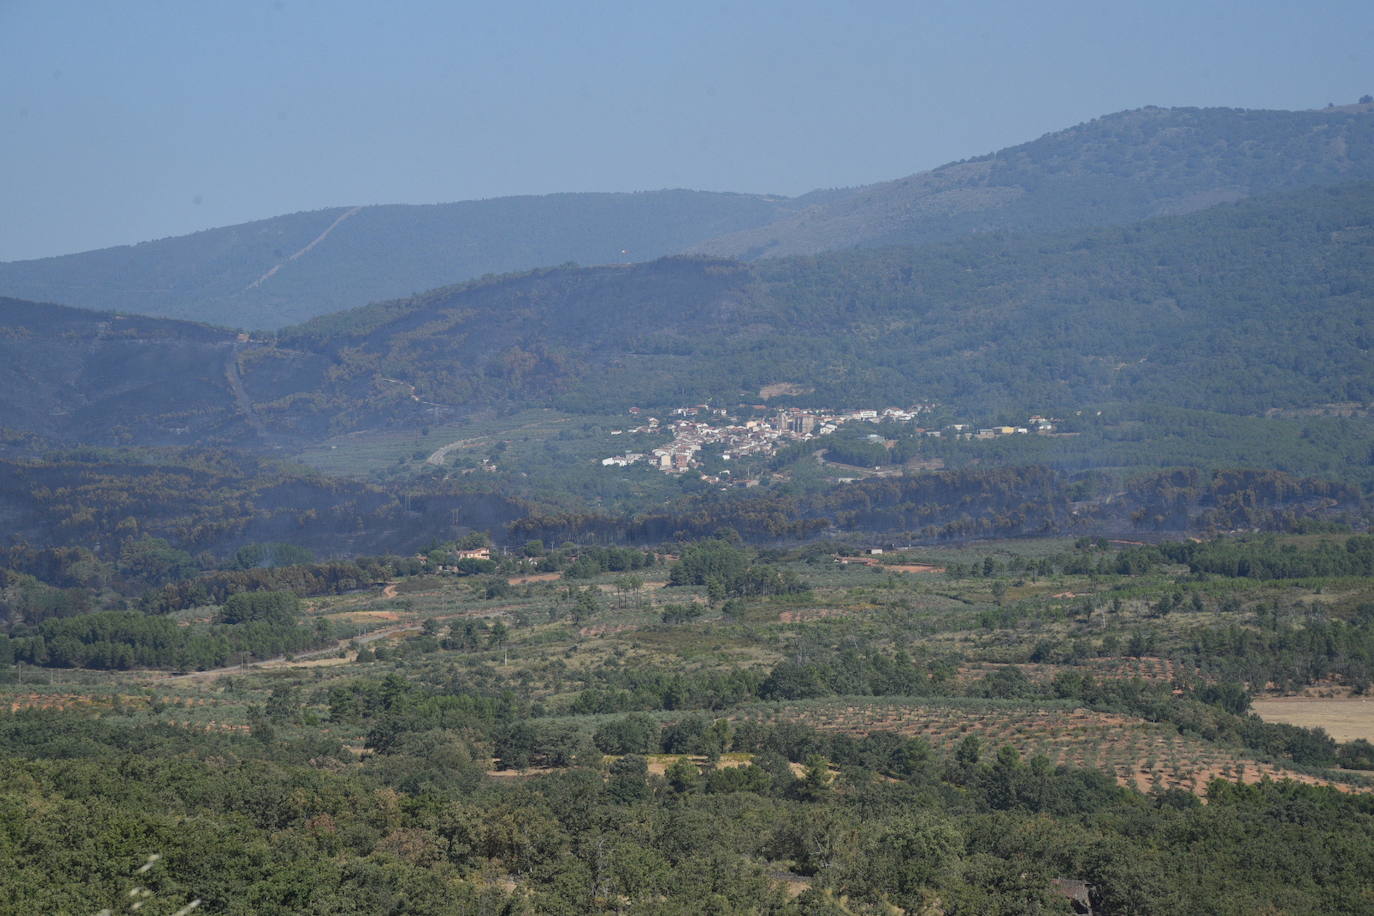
<box><xmin>735</xmin><ymin>698</ymin><xmax>1373</xmax><ymax>794</ymax></box>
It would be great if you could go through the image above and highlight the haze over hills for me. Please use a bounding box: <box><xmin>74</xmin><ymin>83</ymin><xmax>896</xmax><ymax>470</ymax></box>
<box><xmin>0</xmin><ymin>298</ymin><xmax>246</xmax><ymax>445</ymax></box>
<box><xmin>689</xmin><ymin>104</ymin><xmax>1374</xmax><ymax>259</ymax></box>
<box><xmin>0</xmin><ymin>191</ymin><xmax>800</xmax><ymax>331</ymax></box>
<box><xmin>4</xmin><ymin>104</ymin><xmax>1373</xmax><ymax>332</ymax></box>
<box><xmin>3</xmin><ymin>181</ymin><xmax>1371</xmax><ymax>453</ymax></box>
<box><xmin>270</xmin><ymin>181</ymin><xmax>1374</xmax><ymax>420</ymax></box>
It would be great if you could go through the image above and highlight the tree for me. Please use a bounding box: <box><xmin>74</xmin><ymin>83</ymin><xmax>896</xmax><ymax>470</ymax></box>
<box><xmin>572</xmin><ymin>588</ymin><xmax>599</xmax><ymax>625</ymax></box>
<box><xmin>594</xmin><ymin>714</ymin><xmax>658</xmax><ymax>755</ymax></box>
<box><xmin>792</xmin><ymin>754</ymin><xmax>833</xmax><ymax>802</ymax></box>
<box><xmin>218</xmin><ymin>591</ymin><xmax>300</xmax><ymax>625</ymax></box>
<box><xmin>607</xmin><ymin>754</ymin><xmax>651</xmax><ymax>803</ymax></box>
<box><xmin>664</xmin><ymin>757</ymin><xmax>700</xmax><ymax>794</ymax></box>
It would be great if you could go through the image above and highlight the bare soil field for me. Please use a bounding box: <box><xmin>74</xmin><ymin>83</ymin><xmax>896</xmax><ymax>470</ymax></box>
<box><xmin>508</xmin><ymin>572</ymin><xmax>562</xmax><ymax>585</ymax></box>
<box><xmin>1251</xmin><ymin>697</ymin><xmax>1374</xmax><ymax>743</ymax></box>
<box><xmin>330</xmin><ymin>609</ymin><xmax>406</xmax><ymax>623</ymax></box>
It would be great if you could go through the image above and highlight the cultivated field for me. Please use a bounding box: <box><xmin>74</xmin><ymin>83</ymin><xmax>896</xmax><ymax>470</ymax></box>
<box><xmin>1252</xmin><ymin>697</ymin><xmax>1374</xmax><ymax>743</ymax></box>
<box><xmin>735</xmin><ymin>698</ymin><xmax>1373</xmax><ymax>794</ymax></box>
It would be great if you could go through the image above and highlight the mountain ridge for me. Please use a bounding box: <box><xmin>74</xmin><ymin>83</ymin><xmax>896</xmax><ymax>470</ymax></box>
<box><xmin>688</xmin><ymin>104</ymin><xmax>1374</xmax><ymax>259</ymax></box>
<box><xmin>6</xmin><ymin>104</ymin><xmax>1374</xmax><ymax>331</ymax></box>
<box><xmin>5</xmin><ymin>180</ymin><xmax>1370</xmax><ymax>451</ymax></box>
<box><xmin>0</xmin><ymin>190</ymin><xmax>800</xmax><ymax>330</ymax></box>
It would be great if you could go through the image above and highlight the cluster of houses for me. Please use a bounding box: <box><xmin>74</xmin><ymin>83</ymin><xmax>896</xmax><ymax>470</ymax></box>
<box><xmin>600</xmin><ymin>404</ymin><xmax>935</xmax><ymax>474</ymax></box>
<box><xmin>963</xmin><ymin>415</ymin><xmax>1058</xmax><ymax>439</ymax></box>
<box><xmin>600</xmin><ymin>405</ymin><xmax>1060</xmax><ymax>476</ymax></box>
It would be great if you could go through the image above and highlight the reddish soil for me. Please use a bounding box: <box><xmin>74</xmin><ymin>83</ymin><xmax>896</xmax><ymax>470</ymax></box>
<box><xmin>508</xmin><ymin>572</ymin><xmax>562</xmax><ymax>585</ymax></box>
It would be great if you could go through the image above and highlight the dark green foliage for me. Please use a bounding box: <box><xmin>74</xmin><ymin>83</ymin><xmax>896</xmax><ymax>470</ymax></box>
<box><xmin>6</xmin><ymin>608</ymin><xmax>331</xmax><ymax>670</ymax></box>
<box><xmin>140</xmin><ymin>558</ymin><xmax>391</xmax><ymax>613</ymax></box>
<box><xmin>592</xmin><ymin>713</ymin><xmax>659</xmax><ymax>755</ymax></box>
<box><xmin>1162</xmin><ymin>533</ymin><xmax>1374</xmax><ymax>579</ymax></box>
<box><xmin>562</xmin><ymin>546</ymin><xmax>654</xmax><ymax>579</ymax></box>
<box><xmin>759</xmin><ymin>650</ymin><xmax>932</xmax><ymax>702</ymax></box>
<box><xmin>217</xmin><ymin>590</ymin><xmax>300</xmax><ymax>625</ymax></box>
<box><xmin>229</xmin><ymin>542</ymin><xmax>314</xmax><ymax>570</ymax></box>
<box><xmin>668</xmin><ymin>540</ymin><xmax>808</xmax><ymax>598</ymax></box>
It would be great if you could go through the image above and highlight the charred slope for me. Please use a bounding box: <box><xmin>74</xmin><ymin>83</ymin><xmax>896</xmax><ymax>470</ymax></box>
<box><xmin>506</xmin><ymin>467</ymin><xmax>1367</xmax><ymax>546</ymax></box>
<box><xmin>0</xmin><ymin>449</ymin><xmax>531</xmax><ymax>565</ymax></box>
<box><xmin>0</xmin><ymin>298</ymin><xmax>251</xmax><ymax>445</ymax></box>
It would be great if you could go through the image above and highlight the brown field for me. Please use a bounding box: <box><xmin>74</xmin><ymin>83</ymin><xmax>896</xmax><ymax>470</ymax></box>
<box><xmin>329</xmin><ymin>609</ymin><xmax>407</xmax><ymax>623</ymax></box>
<box><xmin>834</xmin><ymin>556</ymin><xmax>943</xmax><ymax>574</ymax></box>
<box><xmin>487</xmin><ymin>754</ymin><xmax>807</xmax><ymax>779</ymax></box>
<box><xmin>1251</xmin><ymin>697</ymin><xmax>1374</xmax><ymax>743</ymax></box>
<box><xmin>6</xmin><ymin>692</ymin><xmax>147</xmax><ymax>713</ymax></box>
<box><xmin>508</xmin><ymin>572</ymin><xmax>562</xmax><ymax>585</ymax></box>
<box><xmin>736</xmin><ymin>701</ymin><xmax>1370</xmax><ymax>795</ymax></box>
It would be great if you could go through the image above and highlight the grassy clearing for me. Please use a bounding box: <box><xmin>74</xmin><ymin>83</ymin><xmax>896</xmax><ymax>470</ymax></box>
<box><xmin>1251</xmin><ymin>697</ymin><xmax>1374</xmax><ymax>743</ymax></box>
<box><xmin>293</xmin><ymin>408</ymin><xmax>619</xmax><ymax>477</ymax></box>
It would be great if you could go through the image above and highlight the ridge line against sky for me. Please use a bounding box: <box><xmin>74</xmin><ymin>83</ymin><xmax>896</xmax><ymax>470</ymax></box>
<box><xmin>2</xmin><ymin>0</ymin><xmax>1372</xmax><ymax>262</ymax></box>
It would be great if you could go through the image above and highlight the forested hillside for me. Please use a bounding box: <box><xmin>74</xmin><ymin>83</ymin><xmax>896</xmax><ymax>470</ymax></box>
<box><xmin>271</xmin><ymin>181</ymin><xmax>1374</xmax><ymax>426</ymax></box>
<box><xmin>3</xmin><ymin>181</ymin><xmax>1371</xmax><ymax>455</ymax></box>
<box><xmin>691</xmin><ymin>103</ymin><xmax>1374</xmax><ymax>259</ymax></box>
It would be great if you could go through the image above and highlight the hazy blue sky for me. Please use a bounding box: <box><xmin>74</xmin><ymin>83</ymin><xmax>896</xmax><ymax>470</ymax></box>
<box><xmin>2</xmin><ymin>0</ymin><xmax>1371</xmax><ymax>261</ymax></box>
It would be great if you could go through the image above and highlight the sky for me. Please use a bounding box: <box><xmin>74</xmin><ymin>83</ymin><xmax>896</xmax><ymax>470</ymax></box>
<box><xmin>2</xmin><ymin>0</ymin><xmax>1371</xmax><ymax>262</ymax></box>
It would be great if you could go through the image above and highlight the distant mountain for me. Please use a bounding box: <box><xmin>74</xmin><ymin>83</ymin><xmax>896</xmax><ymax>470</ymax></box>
<box><xmin>266</xmin><ymin>181</ymin><xmax>1374</xmax><ymax>429</ymax></box>
<box><xmin>0</xmin><ymin>190</ymin><xmax>798</xmax><ymax>330</ymax></box>
<box><xmin>4</xmin><ymin>183</ymin><xmax>1372</xmax><ymax>449</ymax></box>
<box><xmin>689</xmin><ymin>103</ymin><xmax>1374</xmax><ymax>259</ymax></box>
<box><xmin>8</xmin><ymin>104</ymin><xmax>1374</xmax><ymax>334</ymax></box>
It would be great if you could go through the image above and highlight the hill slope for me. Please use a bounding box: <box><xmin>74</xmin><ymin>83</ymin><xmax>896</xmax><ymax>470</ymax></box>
<box><xmin>689</xmin><ymin>104</ymin><xmax>1374</xmax><ymax>259</ymax></box>
<box><xmin>4</xmin><ymin>183</ymin><xmax>1372</xmax><ymax>448</ymax></box>
<box><xmin>8</xmin><ymin>104</ymin><xmax>1373</xmax><ymax>333</ymax></box>
<box><xmin>0</xmin><ymin>190</ymin><xmax>797</xmax><ymax>330</ymax></box>
<box><xmin>262</xmin><ymin>182</ymin><xmax>1374</xmax><ymax>429</ymax></box>
<box><xmin>0</xmin><ymin>298</ymin><xmax>248</xmax><ymax>445</ymax></box>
